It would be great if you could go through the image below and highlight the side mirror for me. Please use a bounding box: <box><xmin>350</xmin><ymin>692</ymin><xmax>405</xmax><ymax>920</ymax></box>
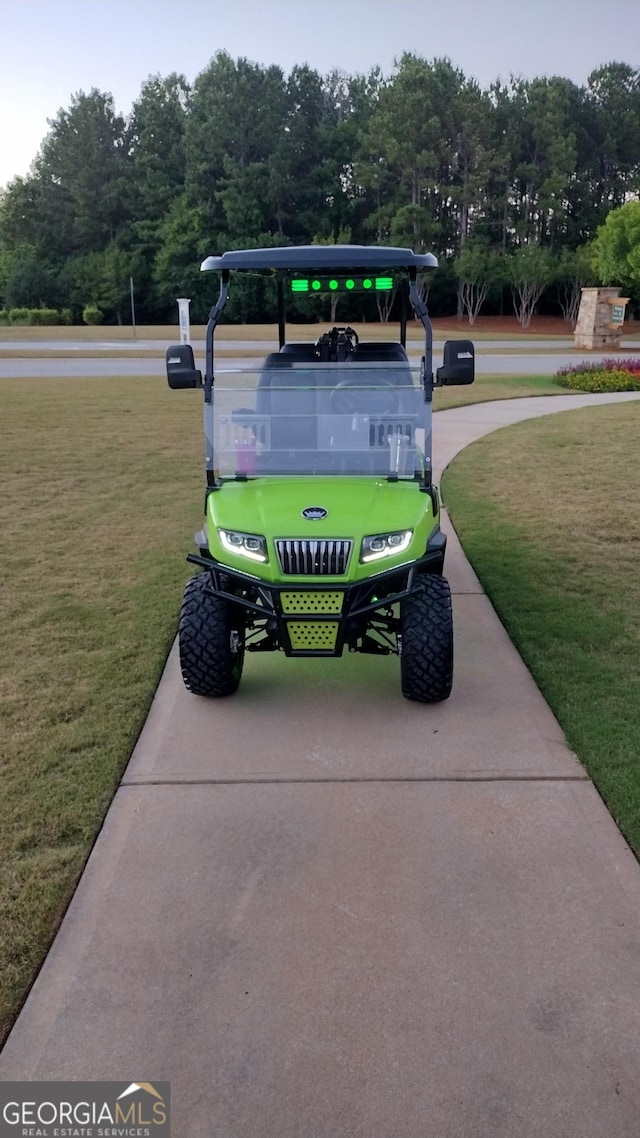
<box><xmin>436</xmin><ymin>339</ymin><xmax>475</xmax><ymax>386</ymax></box>
<box><xmin>166</xmin><ymin>344</ymin><xmax>202</xmax><ymax>389</ymax></box>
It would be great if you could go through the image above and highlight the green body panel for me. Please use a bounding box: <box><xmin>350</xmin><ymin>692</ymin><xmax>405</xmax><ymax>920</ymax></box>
<box><xmin>206</xmin><ymin>476</ymin><xmax>438</xmax><ymax>583</ymax></box>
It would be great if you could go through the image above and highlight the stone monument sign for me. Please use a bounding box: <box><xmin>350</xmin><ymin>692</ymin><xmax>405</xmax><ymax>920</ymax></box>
<box><xmin>574</xmin><ymin>287</ymin><xmax>629</xmax><ymax>350</ymax></box>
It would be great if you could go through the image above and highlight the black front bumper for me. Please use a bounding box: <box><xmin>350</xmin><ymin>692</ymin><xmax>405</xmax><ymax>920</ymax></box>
<box><xmin>186</xmin><ymin>531</ymin><xmax>446</xmax><ymax>658</ymax></box>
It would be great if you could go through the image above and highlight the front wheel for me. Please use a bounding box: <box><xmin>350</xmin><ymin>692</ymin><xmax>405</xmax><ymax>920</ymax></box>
<box><xmin>179</xmin><ymin>573</ymin><xmax>245</xmax><ymax>697</ymax></box>
<box><xmin>400</xmin><ymin>575</ymin><xmax>453</xmax><ymax>703</ymax></box>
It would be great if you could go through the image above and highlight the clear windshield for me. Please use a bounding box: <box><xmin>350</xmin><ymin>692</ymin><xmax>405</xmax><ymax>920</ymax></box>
<box><xmin>212</xmin><ymin>363</ymin><xmax>426</xmax><ymax>478</ymax></box>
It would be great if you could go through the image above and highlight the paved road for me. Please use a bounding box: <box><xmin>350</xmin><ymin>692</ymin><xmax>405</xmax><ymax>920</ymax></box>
<box><xmin>2</xmin><ymin>392</ymin><xmax>640</xmax><ymax>1136</ymax></box>
<box><xmin>3</xmin><ymin>336</ymin><xmax>640</xmax><ymax>352</ymax></box>
<box><xmin>0</xmin><ymin>349</ymin><xmax>627</xmax><ymax>378</ymax></box>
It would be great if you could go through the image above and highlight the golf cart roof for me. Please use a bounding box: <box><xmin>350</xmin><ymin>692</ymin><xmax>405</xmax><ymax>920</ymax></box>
<box><xmin>200</xmin><ymin>244</ymin><xmax>438</xmax><ymax>273</ymax></box>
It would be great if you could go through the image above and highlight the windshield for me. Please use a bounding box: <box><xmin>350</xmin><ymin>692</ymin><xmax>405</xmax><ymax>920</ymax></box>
<box><xmin>211</xmin><ymin>363</ymin><xmax>426</xmax><ymax>479</ymax></box>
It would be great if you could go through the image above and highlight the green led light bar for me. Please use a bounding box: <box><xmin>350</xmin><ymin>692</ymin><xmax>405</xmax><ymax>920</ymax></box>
<box><xmin>290</xmin><ymin>276</ymin><xmax>396</xmax><ymax>294</ymax></box>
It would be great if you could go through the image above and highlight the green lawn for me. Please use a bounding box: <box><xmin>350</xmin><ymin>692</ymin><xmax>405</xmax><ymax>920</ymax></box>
<box><xmin>0</xmin><ymin>320</ymin><xmax>574</xmax><ymax>342</ymax></box>
<box><xmin>433</xmin><ymin>372</ymin><xmax>560</xmax><ymax>409</ymax></box>
<box><xmin>442</xmin><ymin>402</ymin><xmax>640</xmax><ymax>855</ymax></box>
<box><xmin>0</xmin><ymin>376</ymin><xmax>202</xmax><ymax>1041</ymax></box>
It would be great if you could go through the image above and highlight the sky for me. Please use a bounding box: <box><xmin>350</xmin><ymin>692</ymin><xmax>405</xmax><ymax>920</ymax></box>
<box><xmin>1</xmin><ymin>0</ymin><xmax>639</xmax><ymax>189</ymax></box>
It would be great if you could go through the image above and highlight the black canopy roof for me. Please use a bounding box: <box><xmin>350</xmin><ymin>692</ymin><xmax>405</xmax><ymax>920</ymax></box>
<box><xmin>200</xmin><ymin>244</ymin><xmax>438</xmax><ymax>273</ymax></box>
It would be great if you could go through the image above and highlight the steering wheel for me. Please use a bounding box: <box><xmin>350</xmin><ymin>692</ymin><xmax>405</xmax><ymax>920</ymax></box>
<box><xmin>325</xmin><ymin>325</ymin><xmax>359</xmax><ymax>345</ymax></box>
<box><xmin>330</xmin><ymin>378</ymin><xmax>398</xmax><ymax>416</ymax></box>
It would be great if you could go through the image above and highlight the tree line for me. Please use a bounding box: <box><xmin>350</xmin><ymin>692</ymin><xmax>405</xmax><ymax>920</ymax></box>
<box><xmin>1</xmin><ymin>51</ymin><xmax>639</xmax><ymax>326</ymax></box>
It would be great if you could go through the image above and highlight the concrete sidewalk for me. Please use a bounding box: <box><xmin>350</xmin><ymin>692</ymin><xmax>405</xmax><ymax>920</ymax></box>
<box><xmin>2</xmin><ymin>393</ymin><xmax>640</xmax><ymax>1137</ymax></box>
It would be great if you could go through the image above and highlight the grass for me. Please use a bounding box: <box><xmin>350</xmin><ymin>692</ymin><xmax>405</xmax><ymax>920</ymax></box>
<box><xmin>0</xmin><ymin>319</ymin><xmax>593</xmax><ymax>345</ymax></box>
<box><xmin>0</xmin><ymin>375</ymin><xmax>202</xmax><ymax>1043</ymax></box>
<box><xmin>0</xmin><ymin>321</ymin><xmax>562</xmax><ymax>342</ymax></box>
<box><xmin>433</xmin><ymin>372</ymin><xmax>560</xmax><ymax>409</ymax></box>
<box><xmin>441</xmin><ymin>402</ymin><xmax>640</xmax><ymax>855</ymax></box>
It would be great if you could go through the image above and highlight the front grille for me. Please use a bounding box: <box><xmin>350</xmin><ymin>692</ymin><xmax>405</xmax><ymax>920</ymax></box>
<box><xmin>276</xmin><ymin>539</ymin><xmax>352</xmax><ymax>576</ymax></box>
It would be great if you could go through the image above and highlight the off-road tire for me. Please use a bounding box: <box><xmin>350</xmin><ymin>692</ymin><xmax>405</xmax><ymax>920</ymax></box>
<box><xmin>179</xmin><ymin>573</ymin><xmax>244</xmax><ymax>697</ymax></box>
<box><xmin>400</xmin><ymin>574</ymin><xmax>453</xmax><ymax>703</ymax></box>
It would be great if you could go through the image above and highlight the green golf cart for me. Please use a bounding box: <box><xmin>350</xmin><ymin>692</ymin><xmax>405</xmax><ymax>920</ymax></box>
<box><xmin>166</xmin><ymin>245</ymin><xmax>474</xmax><ymax>701</ymax></box>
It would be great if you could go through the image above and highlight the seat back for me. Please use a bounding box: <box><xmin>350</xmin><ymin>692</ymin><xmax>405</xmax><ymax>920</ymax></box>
<box><xmin>278</xmin><ymin>343</ymin><xmax>318</xmax><ymax>360</ymax></box>
<box><xmin>349</xmin><ymin>342</ymin><xmax>409</xmax><ymax>363</ymax></box>
<box><xmin>256</xmin><ymin>363</ymin><xmax>317</xmax><ymax>463</ymax></box>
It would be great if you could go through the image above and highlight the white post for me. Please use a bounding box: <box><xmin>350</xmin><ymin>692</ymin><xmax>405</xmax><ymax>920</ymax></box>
<box><xmin>177</xmin><ymin>297</ymin><xmax>191</xmax><ymax>343</ymax></box>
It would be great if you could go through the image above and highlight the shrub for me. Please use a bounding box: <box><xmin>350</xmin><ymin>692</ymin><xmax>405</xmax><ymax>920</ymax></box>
<box><xmin>557</xmin><ymin>367</ymin><xmax>640</xmax><ymax>393</ymax></box>
<box><xmin>29</xmin><ymin>307</ymin><xmax>61</xmax><ymax>326</ymax></box>
<box><xmin>8</xmin><ymin>307</ymin><xmax>32</xmax><ymax>324</ymax></box>
<box><xmin>5</xmin><ymin>306</ymin><xmax>63</xmax><ymax>325</ymax></box>
<box><xmin>82</xmin><ymin>304</ymin><xmax>103</xmax><ymax>326</ymax></box>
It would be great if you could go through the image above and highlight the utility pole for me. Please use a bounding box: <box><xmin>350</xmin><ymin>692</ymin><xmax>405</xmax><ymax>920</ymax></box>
<box><xmin>130</xmin><ymin>276</ymin><xmax>136</xmax><ymax>338</ymax></box>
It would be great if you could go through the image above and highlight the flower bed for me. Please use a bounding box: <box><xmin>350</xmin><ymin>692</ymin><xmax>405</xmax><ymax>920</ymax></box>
<box><xmin>556</xmin><ymin>358</ymin><xmax>640</xmax><ymax>392</ymax></box>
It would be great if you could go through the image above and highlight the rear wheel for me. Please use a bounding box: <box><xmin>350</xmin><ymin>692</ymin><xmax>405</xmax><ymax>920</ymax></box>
<box><xmin>400</xmin><ymin>575</ymin><xmax>453</xmax><ymax>702</ymax></box>
<box><xmin>179</xmin><ymin>573</ymin><xmax>245</xmax><ymax>697</ymax></box>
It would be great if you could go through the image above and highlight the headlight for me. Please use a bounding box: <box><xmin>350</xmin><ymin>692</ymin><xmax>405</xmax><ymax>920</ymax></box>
<box><xmin>360</xmin><ymin>530</ymin><xmax>413</xmax><ymax>563</ymax></box>
<box><xmin>219</xmin><ymin>529</ymin><xmax>268</xmax><ymax>562</ymax></box>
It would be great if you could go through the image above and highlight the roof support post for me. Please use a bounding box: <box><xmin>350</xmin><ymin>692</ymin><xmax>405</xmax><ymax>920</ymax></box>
<box><xmin>205</xmin><ymin>270</ymin><xmax>230</xmax><ymax>391</ymax></box>
<box><xmin>277</xmin><ymin>276</ymin><xmax>285</xmax><ymax>349</ymax></box>
<box><xmin>400</xmin><ymin>278</ymin><xmax>408</xmax><ymax>348</ymax></box>
<box><xmin>409</xmin><ymin>269</ymin><xmax>434</xmax><ymax>489</ymax></box>
<box><xmin>204</xmin><ymin>270</ymin><xmax>229</xmax><ymax>487</ymax></box>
